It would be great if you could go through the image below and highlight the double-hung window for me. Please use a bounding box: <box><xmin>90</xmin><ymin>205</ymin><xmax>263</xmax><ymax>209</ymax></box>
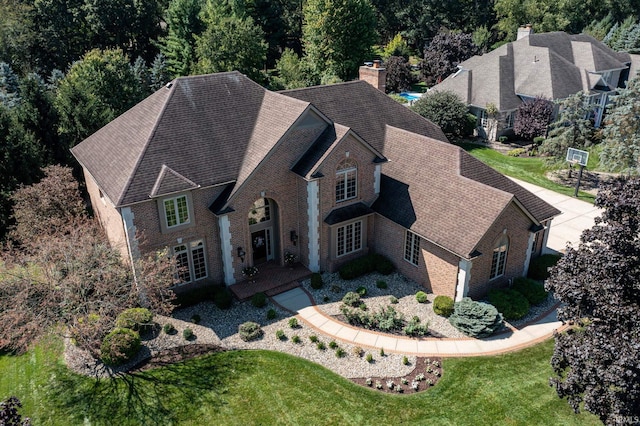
<box><xmin>336</xmin><ymin>221</ymin><xmax>362</xmax><ymax>257</ymax></box>
<box><xmin>174</xmin><ymin>240</ymin><xmax>207</xmax><ymax>284</ymax></box>
<box><xmin>404</xmin><ymin>230</ymin><xmax>420</xmax><ymax>266</ymax></box>
<box><xmin>164</xmin><ymin>195</ymin><xmax>190</xmax><ymax>228</ymax></box>
<box><xmin>505</xmin><ymin>111</ymin><xmax>515</xmax><ymax>129</ymax></box>
<box><xmin>335</xmin><ymin>159</ymin><xmax>357</xmax><ymax>202</ymax></box>
<box><xmin>490</xmin><ymin>235</ymin><xmax>509</xmax><ymax>279</ymax></box>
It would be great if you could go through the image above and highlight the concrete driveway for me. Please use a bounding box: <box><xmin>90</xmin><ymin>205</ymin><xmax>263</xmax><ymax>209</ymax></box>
<box><xmin>510</xmin><ymin>178</ymin><xmax>602</xmax><ymax>253</ymax></box>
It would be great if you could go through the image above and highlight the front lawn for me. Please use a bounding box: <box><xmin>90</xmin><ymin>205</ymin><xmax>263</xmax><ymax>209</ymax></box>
<box><xmin>1</xmin><ymin>338</ymin><xmax>600</xmax><ymax>425</ymax></box>
<box><xmin>460</xmin><ymin>142</ymin><xmax>596</xmax><ymax>203</ymax></box>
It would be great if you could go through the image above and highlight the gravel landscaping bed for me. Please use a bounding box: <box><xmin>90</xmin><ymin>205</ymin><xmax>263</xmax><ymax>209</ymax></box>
<box><xmin>65</xmin><ymin>271</ymin><xmax>558</xmax><ymax>382</ymax></box>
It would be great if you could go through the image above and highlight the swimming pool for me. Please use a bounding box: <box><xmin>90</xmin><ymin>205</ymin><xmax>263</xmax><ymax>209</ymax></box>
<box><xmin>399</xmin><ymin>92</ymin><xmax>422</xmax><ymax>102</ymax></box>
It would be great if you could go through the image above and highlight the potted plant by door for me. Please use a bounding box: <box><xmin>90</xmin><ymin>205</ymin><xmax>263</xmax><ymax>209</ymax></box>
<box><xmin>284</xmin><ymin>251</ymin><xmax>297</xmax><ymax>268</ymax></box>
<box><xmin>242</xmin><ymin>266</ymin><xmax>259</xmax><ymax>282</ymax></box>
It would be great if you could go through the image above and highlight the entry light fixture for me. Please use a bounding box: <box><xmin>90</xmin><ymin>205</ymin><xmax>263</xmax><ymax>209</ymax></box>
<box><xmin>290</xmin><ymin>230</ymin><xmax>298</xmax><ymax>246</ymax></box>
<box><xmin>237</xmin><ymin>247</ymin><xmax>246</xmax><ymax>262</ymax></box>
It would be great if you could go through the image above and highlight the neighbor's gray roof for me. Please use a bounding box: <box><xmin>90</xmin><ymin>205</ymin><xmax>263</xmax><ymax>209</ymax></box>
<box><xmin>373</xmin><ymin>126</ymin><xmax>560</xmax><ymax>258</ymax></box>
<box><xmin>72</xmin><ymin>72</ymin><xmax>310</xmax><ymax>206</ymax></box>
<box><xmin>433</xmin><ymin>31</ymin><xmax>632</xmax><ymax>111</ymax></box>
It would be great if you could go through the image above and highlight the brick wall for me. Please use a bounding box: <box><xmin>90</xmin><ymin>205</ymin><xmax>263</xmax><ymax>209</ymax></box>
<box><xmin>468</xmin><ymin>201</ymin><xmax>532</xmax><ymax>298</ymax></box>
<box><xmin>372</xmin><ymin>214</ymin><xmax>459</xmax><ymax>297</ymax></box>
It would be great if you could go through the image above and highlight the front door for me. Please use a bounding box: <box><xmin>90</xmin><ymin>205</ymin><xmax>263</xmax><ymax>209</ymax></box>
<box><xmin>251</xmin><ymin>228</ymin><xmax>273</xmax><ymax>264</ymax></box>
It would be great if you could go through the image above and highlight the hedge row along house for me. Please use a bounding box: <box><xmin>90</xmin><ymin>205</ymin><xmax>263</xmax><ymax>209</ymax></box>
<box><xmin>71</xmin><ymin>71</ymin><xmax>559</xmax><ymax>301</ymax></box>
<box><xmin>433</xmin><ymin>27</ymin><xmax>635</xmax><ymax>141</ymax></box>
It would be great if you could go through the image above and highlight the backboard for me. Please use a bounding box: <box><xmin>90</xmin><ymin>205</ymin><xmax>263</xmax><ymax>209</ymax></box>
<box><xmin>566</xmin><ymin>147</ymin><xmax>589</xmax><ymax>167</ymax></box>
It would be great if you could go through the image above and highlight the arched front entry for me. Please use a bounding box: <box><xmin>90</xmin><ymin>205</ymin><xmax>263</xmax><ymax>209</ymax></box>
<box><xmin>248</xmin><ymin>198</ymin><xmax>279</xmax><ymax>265</ymax></box>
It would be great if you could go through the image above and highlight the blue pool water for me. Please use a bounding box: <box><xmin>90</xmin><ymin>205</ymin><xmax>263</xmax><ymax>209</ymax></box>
<box><xmin>399</xmin><ymin>92</ymin><xmax>421</xmax><ymax>101</ymax></box>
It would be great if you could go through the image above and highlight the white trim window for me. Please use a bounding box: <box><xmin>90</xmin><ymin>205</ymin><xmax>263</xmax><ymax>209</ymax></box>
<box><xmin>505</xmin><ymin>111</ymin><xmax>515</xmax><ymax>129</ymax></box>
<box><xmin>480</xmin><ymin>109</ymin><xmax>489</xmax><ymax>127</ymax></box>
<box><xmin>490</xmin><ymin>234</ymin><xmax>509</xmax><ymax>279</ymax></box>
<box><xmin>337</xmin><ymin>221</ymin><xmax>362</xmax><ymax>257</ymax></box>
<box><xmin>404</xmin><ymin>230</ymin><xmax>420</xmax><ymax>266</ymax></box>
<box><xmin>174</xmin><ymin>240</ymin><xmax>208</xmax><ymax>284</ymax></box>
<box><xmin>335</xmin><ymin>159</ymin><xmax>357</xmax><ymax>202</ymax></box>
<box><xmin>164</xmin><ymin>195</ymin><xmax>190</xmax><ymax>228</ymax></box>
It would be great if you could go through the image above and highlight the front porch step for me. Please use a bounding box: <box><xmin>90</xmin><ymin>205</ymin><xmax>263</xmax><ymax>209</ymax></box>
<box><xmin>265</xmin><ymin>280</ymin><xmax>304</xmax><ymax>297</ymax></box>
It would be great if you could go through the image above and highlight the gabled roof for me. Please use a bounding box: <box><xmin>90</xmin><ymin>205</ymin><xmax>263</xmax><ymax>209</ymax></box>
<box><xmin>72</xmin><ymin>72</ymin><xmax>310</xmax><ymax>206</ymax></box>
<box><xmin>281</xmin><ymin>80</ymin><xmax>448</xmax><ymax>150</ymax></box>
<box><xmin>373</xmin><ymin>126</ymin><xmax>560</xmax><ymax>258</ymax></box>
<box><xmin>433</xmin><ymin>31</ymin><xmax>632</xmax><ymax>111</ymax></box>
<box><xmin>150</xmin><ymin>164</ymin><xmax>199</xmax><ymax>197</ymax></box>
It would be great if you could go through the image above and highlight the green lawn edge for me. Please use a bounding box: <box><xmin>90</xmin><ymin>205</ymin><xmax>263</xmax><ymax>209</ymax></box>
<box><xmin>1</xmin><ymin>338</ymin><xmax>600</xmax><ymax>425</ymax></box>
<box><xmin>459</xmin><ymin>142</ymin><xmax>596</xmax><ymax>203</ymax></box>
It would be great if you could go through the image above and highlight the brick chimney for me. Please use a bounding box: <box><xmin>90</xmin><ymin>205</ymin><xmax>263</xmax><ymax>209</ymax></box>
<box><xmin>517</xmin><ymin>24</ymin><xmax>534</xmax><ymax>40</ymax></box>
<box><xmin>359</xmin><ymin>60</ymin><xmax>387</xmax><ymax>92</ymax></box>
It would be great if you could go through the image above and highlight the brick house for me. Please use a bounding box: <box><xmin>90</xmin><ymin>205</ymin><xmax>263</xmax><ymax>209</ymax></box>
<box><xmin>71</xmin><ymin>72</ymin><xmax>559</xmax><ymax>301</ymax></box>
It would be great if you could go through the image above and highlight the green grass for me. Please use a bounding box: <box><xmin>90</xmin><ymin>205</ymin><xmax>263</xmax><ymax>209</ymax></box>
<box><xmin>460</xmin><ymin>142</ymin><xmax>596</xmax><ymax>203</ymax></box>
<box><xmin>0</xmin><ymin>338</ymin><xmax>600</xmax><ymax>425</ymax></box>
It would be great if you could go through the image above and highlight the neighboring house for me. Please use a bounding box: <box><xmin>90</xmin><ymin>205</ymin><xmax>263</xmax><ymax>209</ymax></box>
<box><xmin>433</xmin><ymin>26</ymin><xmax>635</xmax><ymax>140</ymax></box>
<box><xmin>71</xmin><ymin>71</ymin><xmax>559</xmax><ymax>301</ymax></box>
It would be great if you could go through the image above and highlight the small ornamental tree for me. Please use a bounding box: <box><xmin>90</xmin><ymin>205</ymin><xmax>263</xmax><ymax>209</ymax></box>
<box><xmin>385</xmin><ymin>56</ymin><xmax>413</xmax><ymax>93</ymax></box>
<box><xmin>545</xmin><ymin>176</ymin><xmax>640</xmax><ymax>424</ymax></box>
<box><xmin>540</xmin><ymin>92</ymin><xmax>594</xmax><ymax>164</ymax></box>
<box><xmin>411</xmin><ymin>90</ymin><xmax>470</xmax><ymax>139</ymax></box>
<box><xmin>448</xmin><ymin>298</ymin><xmax>503</xmax><ymax>337</ymax></box>
<box><xmin>514</xmin><ymin>97</ymin><xmax>554</xmax><ymax>140</ymax></box>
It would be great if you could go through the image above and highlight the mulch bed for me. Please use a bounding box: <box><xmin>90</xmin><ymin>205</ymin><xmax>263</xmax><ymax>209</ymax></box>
<box><xmin>350</xmin><ymin>356</ymin><xmax>443</xmax><ymax>394</ymax></box>
<box><xmin>130</xmin><ymin>344</ymin><xmax>226</xmax><ymax>372</ymax></box>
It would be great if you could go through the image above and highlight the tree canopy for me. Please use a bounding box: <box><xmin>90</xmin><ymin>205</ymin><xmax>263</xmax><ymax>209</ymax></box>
<box><xmin>411</xmin><ymin>90</ymin><xmax>470</xmax><ymax>139</ymax></box>
<box><xmin>514</xmin><ymin>97</ymin><xmax>554</xmax><ymax>140</ymax></box>
<box><xmin>545</xmin><ymin>176</ymin><xmax>640</xmax><ymax>424</ymax></box>
<box><xmin>421</xmin><ymin>29</ymin><xmax>478</xmax><ymax>85</ymax></box>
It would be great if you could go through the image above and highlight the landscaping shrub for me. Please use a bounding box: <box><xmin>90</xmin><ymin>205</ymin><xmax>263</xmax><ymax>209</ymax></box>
<box><xmin>163</xmin><ymin>323</ymin><xmax>176</xmax><ymax>334</ymax></box>
<box><xmin>291</xmin><ymin>335</ymin><xmax>301</xmax><ymax>343</ymax></box>
<box><xmin>356</xmin><ymin>286</ymin><xmax>367</xmax><ymax>296</ymax></box>
<box><xmin>239</xmin><ymin>321</ymin><xmax>263</xmax><ymax>341</ymax></box>
<box><xmin>173</xmin><ymin>286</ymin><xmax>215</xmax><ymax>308</ymax></box>
<box><xmin>251</xmin><ymin>292</ymin><xmax>267</xmax><ymax>308</ymax></box>
<box><xmin>448</xmin><ymin>297</ymin><xmax>503</xmax><ymax>338</ymax></box>
<box><xmin>507</xmin><ymin>148</ymin><xmax>526</xmax><ymax>157</ymax></box>
<box><xmin>415</xmin><ymin>291</ymin><xmax>428</xmax><ymax>303</ymax></box>
<box><xmin>309</xmin><ymin>335</ymin><xmax>318</xmax><ymax>343</ymax></box>
<box><xmin>376</xmin><ymin>280</ymin><xmax>387</xmax><ymax>289</ymax></box>
<box><xmin>190</xmin><ymin>314</ymin><xmax>201</xmax><ymax>324</ymax></box>
<box><xmin>488</xmin><ymin>288</ymin><xmax>530</xmax><ymax>320</ymax></box>
<box><xmin>403</xmin><ymin>318</ymin><xmax>429</xmax><ymax>337</ymax></box>
<box><xmin>288</xmin><ymin>317</ymin><xmax>299</xmax><ymax>328</ymax></box>
<box><xmin>342</xmin><ymin>291</ymin><xmax>361</xmax><ymax>307</ymax></box>
<box><xmin>329</xmin><ymin>340</ymin><xmax>338</xmax><ymax>349</ymax></box>
<box><xmin>366</xmin><ymin>353</ymin><xmax>373</xmax><ymax>363</ymax></box>
<box><xmin>100</xmin><ymin>328</ymin><xmax>141</xmax><ymax>366</ymax></box>
<box><xmin>527</xmin><ymin>254</ymin><xmax>561</xmax><ymax>280</ymax></box>
<box><xmin>433</xmin><ymin>295</ymin><xmax>454</xmax><ymax>317</ymax></box>
<box><xmin>512</xmin><ymin>277</ymin><xmax>548</xmax><ymax>305</ymax></box>
<box><xmin>335</xmin><ymin>347</ymin><xmax>346</xmax><ymax>358</ymax></box>
<box><xmin>375</xmin><ymin>306</ymin><xmax>404</xmax><ymax>332</ymax></box>
<box><xmin>316</xmin><ymin>341</ymin><xmax>326</xmax><ymax>350</ymax></box>
<box><xmin>213</xmin><ymin>287</ymin><xmax>233</xmax><ymax>309</ymax></box>
<box><xmin>266</xmin><ymin>308</ymin><xmax>277</xmax><ymax>320</ymax></box>
<box><xmin>275</xmin><ymin>329</ymin><xmax>286</xmax><ymax>340</ymax></box>
<box><xmin>115</xmin><ymin>308</ymin><xmax>153</xmax><ymax>332</ymax></box>
<box><xmin>402</xmin><ymin>356</ymin><xmax>409</xmax><ymax>365</ymax></box>
<box><xmin>352</xmin><ymin>346</ymin><xmax>363</xmax><ymax>357</ymax></box>
<box><xmin>310</xmin><ymin>273</ymin><xmax>323</xmax><ymax>289</ymax></box>
<box><xmin>389</xmin><ymin>296</ymin><xmax>398</xmax><ymax>304</ymax></box>
<box><xmin>183</xmin><ymin>328</ymin><xmax>194</xmax><ymax>340</ymax></box>
<box><xmin>338</xmin><ymin>253</ymin><xmax>394</xmax><ymax>279</ymax></box>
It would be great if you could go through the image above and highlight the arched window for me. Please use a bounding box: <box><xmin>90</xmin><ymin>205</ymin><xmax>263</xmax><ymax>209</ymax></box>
<box><xmin>335</xmin><ymin>159</ymin><xmax>357</xmax><ymax>202</ymax></box>
<box><xmin>490</xmin><ymin>234</ymin><xmax>509</xmax><ymax>279</ymax></box>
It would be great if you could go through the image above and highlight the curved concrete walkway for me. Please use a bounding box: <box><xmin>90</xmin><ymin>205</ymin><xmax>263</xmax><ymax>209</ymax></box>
<box><xmin>272</xmin><ymin>287</ymin><xmax>565</xmax><ymax>358</ymax></box>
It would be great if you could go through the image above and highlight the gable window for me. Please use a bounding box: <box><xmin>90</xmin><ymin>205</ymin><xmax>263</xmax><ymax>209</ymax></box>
<box><xmin>335</xmin><ymin>159</ymin><xmax>357</xmax><ymax>202</ymax></box>
<box><xmin>404</xmin><ymin>230</ymin><xmax>420</xmax><ymax>266</ymax></box>
<box><xmin>173</xmin><ymin>240</ymin><xmax>207</xmax><ymax>285</ymax></box>
<box><xmin>164</xmin><ymin>195</ymin><xmax>190</xmax><ymax>228</ymax></box>
<box><xmin>490</xmin><ymin>234</ymin><xmax>509</xmax><ymax>279</ymax></box>
<box><xmin>336</xmin><ymin>220</ymin><xmax>362</xmax><ymax>257</ymax></box>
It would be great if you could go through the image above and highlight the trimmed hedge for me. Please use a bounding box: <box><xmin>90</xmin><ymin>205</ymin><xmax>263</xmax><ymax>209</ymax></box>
<box><xmin>338</xmin><ymin>253</ymin><xmax>394</xmax><ymax>280</ymax></box>
<box><xmin>512</xmin><ymin>277</ymin><xmax>548</xmax><ymax>305</ymax></box>
<box><xmin>415</xmin><ymin>291</ymin><xmax>428</xmax><ymax>303</ymax></box>
<box><xmin>213</xmin><ymin>287</ymin><xmax>233</xmax><ymax>309</ymax></box>
<box><xmin>433</xmin><ymin>295</ymin><xmax>454</xmax><ymax>317</ymax></box>
<box><xmin>527</xmin><ymin>254</ymin><xmax>561</xmax><ymax>280</ymax></box>
<box><xmin>488</xmin><ymin>288</ymin><xmax>530</xmax><ymax>320</ymax></box>
<box><xmin>251</xmin><ymin>292</ymin><xmax>267</xmax><ymax>308</ymax></box>
<box><xmin>115</xmin><ymin>308</ymin><xmax>153</xmax><ymax>332</ymax></box>
<box><xmin>239</xmin><ymin>321</ymin><xmax>263</xmax><ymax>341</ymax></box>
<box><xmin>100</xmin><ymin>328</ymin><xmax>141</xmax><ymax>366</ymax></box>
<box><xmin>448</xmin><ymin>298</ymin><xmax>503</xmax><ymax>338</ymax></box>
<box><xmin>310</xmin><ymin>273</ymin><xmax>323</xmax><ymax>289</ymax></box>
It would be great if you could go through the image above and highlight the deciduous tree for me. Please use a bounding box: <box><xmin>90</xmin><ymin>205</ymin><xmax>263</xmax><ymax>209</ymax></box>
<box><xmin>546</xmin><ymin>176</ymin><xmax>640</xmax><ymax>425</ymax></box>
<box><xmin>411</xmin><ymin>90</ymin><xmax>469</xmax><ymax>139</ymax></box>
<box><xmin>385</xmin><ymin>56</ymin><xmax>413</xmax><ymax>93</ymax></box>
<box><xmin>420</xmin><ymin>29</ymin><xmax>478</xmax><ymax>85</ymax></box>
<box><xmin>513</xmin><ymin>96</ymin><xmax>554</xmax><ymax>140</ymax></box>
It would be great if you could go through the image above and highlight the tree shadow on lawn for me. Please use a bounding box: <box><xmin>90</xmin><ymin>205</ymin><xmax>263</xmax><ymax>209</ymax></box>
<box><xmin>46</xmin><ymin>348</ymin><xmax>247</xmax><ymax>425</ymax></box>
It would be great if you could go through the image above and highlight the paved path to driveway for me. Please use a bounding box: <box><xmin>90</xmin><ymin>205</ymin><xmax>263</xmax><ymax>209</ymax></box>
<box><xmin>509</xmin><ymin>178</ymin><xmax>602</xmax><ymax>253</ymax></box>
